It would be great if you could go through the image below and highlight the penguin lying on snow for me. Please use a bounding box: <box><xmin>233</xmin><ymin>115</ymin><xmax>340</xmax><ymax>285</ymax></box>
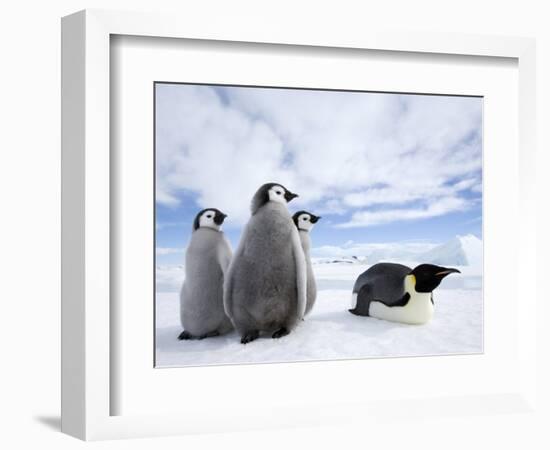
<box><xmin>224</xmin><ymin>183</ymin><xmax>307</xmax><ymax>344</ymax></box>
<box><xmin>178</xmin><ymin>208</ymin><xmax>233</xmax><ymax>340</ymax></box>
<box><xmin>349</xmin><ymin>263</ymin><xmax>460</xmax><ymax>324</ymax></box>
<box><xmin>292</xmin><ymin>211</ymin><xmax>321</xmax><ymax>316</ymax></box>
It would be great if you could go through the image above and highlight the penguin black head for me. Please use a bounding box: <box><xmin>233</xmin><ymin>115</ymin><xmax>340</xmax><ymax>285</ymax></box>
<box><xmin>250</xmin><ymin>182</ymin><xmax>299</xmax><ymax>215</ymax></box>
<box><xmin>292</xmin><ymin>210</ymin><xmax>321</xmax><ymax>232</ymax></box>
<box><xmin>409</xmin><ymin>264</ymin><xmax>461</xmax><ymax>293</ymax></box>
<box><xmin>193</xmin><ymin>208</ymin><xmax>227</xmax><ymax>231</ymax></box>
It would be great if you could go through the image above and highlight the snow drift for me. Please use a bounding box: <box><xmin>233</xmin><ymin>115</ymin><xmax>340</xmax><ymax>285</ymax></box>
<box><xmin>420</xmin><ymin>234</ymin><xmax>482</xmax><ymax>269</ymax></box>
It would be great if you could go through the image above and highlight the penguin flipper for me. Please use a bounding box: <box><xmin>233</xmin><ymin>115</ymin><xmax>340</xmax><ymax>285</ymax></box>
<box><xmin>223</xmin><ymin>223</ymin><xmax>250</xmax><ymax>322</ymax></box>
<box><xmin>348</xmin><ymin>283</ymin><xmax>373</xmax><ymax>316</ymax></box>
<box><xmin>290</xmin><ymin>227</ymin><xmax>307</xmax><ymax>320</ymax></box>
<box><xmin>223</xmin><ymin>241</ymin><xmax>243</xmax><ymax>323</ymax></box>
<box><xmin>219</xmin><ymin>236</ymin><xmax>233</xmax><ymax>273</ymax></box>
<box><xmin>222</xmin><ymin>263</ymin><xmax>235</xmax><ymax>321</ymax></box>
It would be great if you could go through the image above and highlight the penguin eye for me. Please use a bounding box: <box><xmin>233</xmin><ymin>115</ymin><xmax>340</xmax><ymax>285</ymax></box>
<box><xmin>304</xmin><ymin>217</ymin><xmax>309</xmax><ymax>221</ymax></box>
<box><xmin>206</xmin><ymin>214</ymin><xmax>212</xmax><ymax>218</ymax></box>
<box><xmin>276</xmin><ymin>191</ymin><xmax>282</xmax><ymax>195</ymax></box>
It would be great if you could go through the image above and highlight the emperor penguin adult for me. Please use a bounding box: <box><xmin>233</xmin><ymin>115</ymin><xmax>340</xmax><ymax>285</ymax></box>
<box><xmin>349</xmin><ymin>263</ymin><xmax>460</xmax><ymax>325</ymax></box>
<box><xmin>292</xmin><ymin>211</ymin><xmax>321</xmax><ymax>316</ymax></box>
<box><xmin>224</xmin><ymin>183</ymin><xmax>307</xmax><ymax>344</ymax></box>
<box><xmin>178</xmin><ymin>208</ymin><xmax>233</xmax><ymax>340</ymax></box>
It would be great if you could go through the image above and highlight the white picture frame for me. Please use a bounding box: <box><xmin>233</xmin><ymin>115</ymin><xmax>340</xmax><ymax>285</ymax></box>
<box><xmin>61</xmin><ymin>9</ymin><xmax>537</xmax><ymax>441</ymax></box>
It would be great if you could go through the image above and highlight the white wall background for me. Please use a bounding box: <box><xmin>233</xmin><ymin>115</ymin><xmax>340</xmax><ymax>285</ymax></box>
<box><xmin>0</xmin><ymin>1</ymin><xmax>548</xmax><ymax>448</ymax></box>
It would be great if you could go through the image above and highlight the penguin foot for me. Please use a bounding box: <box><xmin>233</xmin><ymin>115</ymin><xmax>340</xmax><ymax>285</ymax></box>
<box><xmin>198</xmin><ymin>330</ymin><xmax>220</xmax><ymax>340</ymax></box>
<box><xmin>178</xmin><ymin>330</ymin><xmax>193</xmax><ymax>340</ymax></box>
<box><xmin>272</xmin><ymin>327</ymin><xmax>289</xmax><ymax>339</ymax></box>
<box><xmin>240</xmin><ymin>330</ymin><xmax>259</xmax><ymax>344</ymax></box>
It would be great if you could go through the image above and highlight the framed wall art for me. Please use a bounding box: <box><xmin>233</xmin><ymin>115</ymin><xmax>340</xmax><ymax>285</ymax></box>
<box><xmin>61</xmin><ymin>9</ymin><xmax>538</xmax><ymax>440</ymax></box>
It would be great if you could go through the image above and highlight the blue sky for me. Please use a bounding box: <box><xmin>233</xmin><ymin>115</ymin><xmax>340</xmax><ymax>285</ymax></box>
<box><xmin>155</xmin><ymin>83</ymin><xmax>482</xmax><ymax>265</ymax></box>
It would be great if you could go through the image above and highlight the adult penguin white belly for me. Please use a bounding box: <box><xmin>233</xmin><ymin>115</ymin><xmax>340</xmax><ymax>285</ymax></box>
<box><xmin>224</xmin><ymin>183</ymin><xmax>307</xmax><ymax>344</ymax></box>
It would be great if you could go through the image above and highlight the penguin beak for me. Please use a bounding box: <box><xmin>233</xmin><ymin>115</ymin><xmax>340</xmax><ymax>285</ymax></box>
<box><xmin>284</xmin><ymin>191</ymin><xmax>299</xmax><ymax>202</ymax></box>
<box><xmin>310</xmin><ymin>215</ymin><xmax>321</xmax><ymax>224</ymax></box>
<box><xmin>434</xmin><ymin>267</ymin><xmax>461</xmax><ymax>277</ymax></box>
<box><xmin>214</xmin><ymin>212</ymin><xmax>227</xmax><ymax>225</ymax></box>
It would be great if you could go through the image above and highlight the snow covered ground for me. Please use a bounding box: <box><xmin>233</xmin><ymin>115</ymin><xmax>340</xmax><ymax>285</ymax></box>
<box><xmin>155</xmin><ymin>261</ymin><xmax>483</xmax><ymax>367</ymax></box>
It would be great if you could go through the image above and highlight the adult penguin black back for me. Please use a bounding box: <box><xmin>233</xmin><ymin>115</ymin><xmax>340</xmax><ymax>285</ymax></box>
<box><xmin>349</xmin><ymin>263</ymin><xmax>460</xmax><ymax>324</ymax></box>
<box><xmin>224</xmin><ymin>183</ymin><xmax>307</xmax><ymax>344</ymax></box>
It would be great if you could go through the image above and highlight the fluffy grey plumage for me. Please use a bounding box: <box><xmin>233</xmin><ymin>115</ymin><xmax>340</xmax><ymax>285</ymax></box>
<box><xmin>179</xmin><ymin>212</ymin><xmax>233</xmax><ymax>339</ymax></box>
<box><xmin>224</xmin><ymin>185</ymin><xmax>306</xmax><ymax>343</ymax></box>
<box><xmin>298</xmin><ymin>230</ymin><xmax>317</xmax><ymax>316</ymax></box>
<box><xmin>292</xmin><ymin>211</ymin><xmax>321</xmax><ymax>316</ymax></box>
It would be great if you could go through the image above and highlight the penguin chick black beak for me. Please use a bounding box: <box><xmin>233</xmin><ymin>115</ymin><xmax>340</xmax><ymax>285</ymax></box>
<box><xmin>213</xmin><ymin>212</ymin><xmax>227</xmax><ymax>225</ymax></box>
<box><xmin>310</xmin><ymin>215</ymin><xmax>321</xmax><ymax>224</ymax></box>
<box><xmin>284</xmin><ymin>191</ymin><xmax>299</xmax><ymax>202</ymax></box>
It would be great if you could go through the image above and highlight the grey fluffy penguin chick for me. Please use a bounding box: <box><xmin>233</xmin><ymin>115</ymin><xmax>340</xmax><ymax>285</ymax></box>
<box><xmin>224</xmin><ymin>183</ymin><xmax>307</xmax><ymax>344</ymax></box>
<box><xmin>292</xmin><ymin>211</ymin><xmax>321</xmax><ymax>316</ymax></box>
<box><xmin>178</xmin><ymin>208</ymin><xmax>233</xmax><ymax>340</ymax></box>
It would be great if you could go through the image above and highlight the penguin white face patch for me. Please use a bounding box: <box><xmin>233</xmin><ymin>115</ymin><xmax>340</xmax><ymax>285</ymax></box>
<box><xmin>298</xmin><ymin>214</ymin><xmax>314</xmax><ymax>232</ymax></box>
<box><xmin>199</xmin><ymin>210</ymin><xmax>221</xmax><ymax>231</ymax></box>
<box><xmin>268</xmin><ymin>185</ymin><xmax>287</xmax><ymax>205</ymax></box>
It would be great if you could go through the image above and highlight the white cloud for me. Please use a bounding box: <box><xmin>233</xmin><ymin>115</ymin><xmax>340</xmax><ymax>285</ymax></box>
<box><xmin>342</xmin><ymin>177</ymin><xmax>478</xmax><ymax>208</ymax></box>
<box><xmin>156</xmin><ymin>247</ymin><xmax>185</xmax><ymax>256</ymax></box>
<box><xmin>337</xmin><ymin>196</ymin><xmax>469</xmax><ymax>228</ymax></box>
<box><xmin>156</xmin><ymin>85</ymin><xmax>482</xmax><ymax>227</ymax></box>
<box><xmin>156</xmin><ymin>85</ymin><xmax>292</xmax><ymax>225</ymax></box>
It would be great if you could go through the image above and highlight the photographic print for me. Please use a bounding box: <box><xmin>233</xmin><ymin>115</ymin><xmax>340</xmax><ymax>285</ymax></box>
<box><xmin>154</xmin><ymin>82</ymin><xmax>483</xmax><ymax>367</ymax></box>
